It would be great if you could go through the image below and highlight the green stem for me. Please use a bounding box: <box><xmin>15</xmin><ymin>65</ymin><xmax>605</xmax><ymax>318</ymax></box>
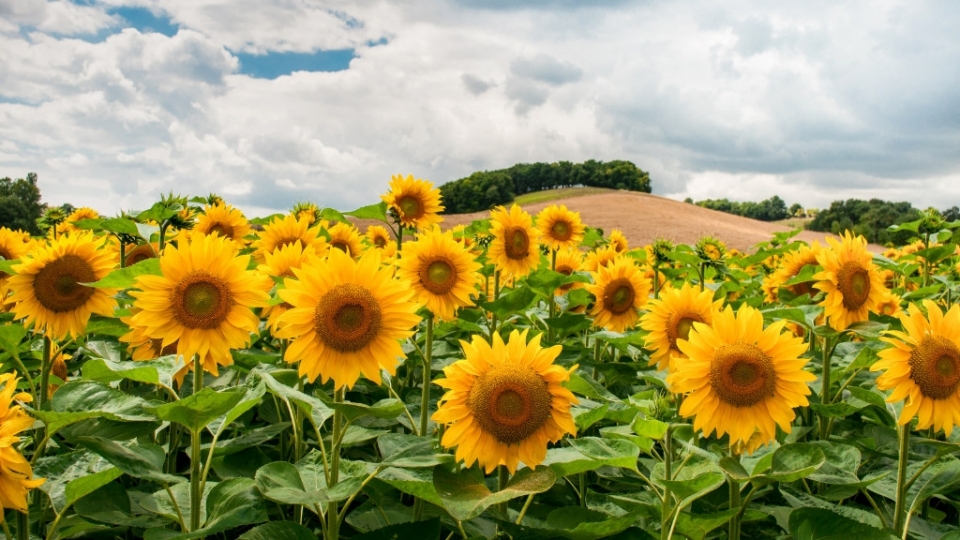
<box><xmin>698</xmin><ymin>262</ymin><xmax>706</xmax><ymax>292</ymax></box>
<box><xmin>515</xmin><ymin>494</ymin><xmax>535</xmax><ymax>525</ymax></box>
<box><xmin>660</xmin><ymin>426</ymin><xmax>674</xmax><ymax>540</ymax></box>
<box><xmin>653</xmin><ymin>264</ymin><xmax>660</xmax><ymax>299</ymax></box>
<box><xmin>328</xmin><ymin>387</ymin><xmax>345</xmax><ymax>540</ymax></box>
<box><xmin>37</xmin><ymin>336</ymin><xmax>52</xmax><ymax>410</ymax></box>
<box><xmin>2</xmin><ymin>516</ymin><xmax>12</xmax><ymax>540</ymax></box>
<box><xmin>579</xmin><ymin>471</ymin><xmax>586</xmax><ymax>508</ymax></box>
<box><xmin>819</xmin><ymin>336</ymin><xmax>834</xmax><ymax>440</ymax></box>
<box><xmin>548</xmin><ymin>249</ymin><xmax>557</xmax><ymax>343</ymax></box>
<box><xmin>395</xmin><ymin>224</ymin><xmax>404</xmax><ymax>259</ymax></box>
<box><xmin>15</xmin><ymin>509</ymin><xmax>27</xmax><ymax>540</ymax></box>
<box><xmin>728</xmin><ymin>476</ymin><xmax>742</xmax><ymax>540</ymax></box>
<box><xmin>119</xmin><ymin>241</ymin><xmax>126</xmax><ymax>269</ymax></box>
<box><xmin>159</xmin><ymin>222</ymin><xmax>169</xmax><ymax>251</ymax></box>
<box><xmin>894</xmin><ymin>425</ymin><xmax>911</xmax><ymax>536</ymax></box>
<box><xmin>490</xmin><ymin>271</ymin><xmax>500</xmax><ymax>343</ymax></box>
<box><xmin>498</xmin><ymin>466</ymin><xmax>510</xmax><ymax>513</ymax></box>
<box><xmin>419</xmin><ymin>316</ymin><xmax>435</xmax><ymax>437</ymax></box>
<box><xmin>189</xmin><ymin>355</ymin><xmax>203</xmax><ymax>534</ymax></box>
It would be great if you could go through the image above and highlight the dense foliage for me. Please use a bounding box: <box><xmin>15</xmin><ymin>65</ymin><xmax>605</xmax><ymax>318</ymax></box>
<box><xmin>0</xmin><ymin>172</ymin><xmax>44</xmax><ymax>235</ymax></box>
<box><xmin>693</xmin><ymin>195</ymin><xmax>791</xmax><ymax>222</ymax></box>
<box><xmin>808</xmin><ymin>198</ymin><xmax>921</xmax><ymax>245</ymax></box>
<box><xmin>440</xmin><ymin>160</ymin><xmax>651</xmax><ymax>213</ymax></box>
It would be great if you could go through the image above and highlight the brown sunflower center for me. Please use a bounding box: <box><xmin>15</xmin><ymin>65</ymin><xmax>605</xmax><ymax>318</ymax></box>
<box><xmin>151</xmin><ymin>338</ymin><xmax>179</xmax><ymax>357</ymax></box>
<box><xmin>603</xmin><ymin>278</ymin><xmax>635</xmax><ymax>315</ymax></box>
<box><xmin>314</xmin><ymin>284</ymin><xmax>382</xmax><ymax>352</ymax></box>
<box><xmin>502</xmin><ymin>226</ymin><xmax>531</xmax><ymax>260</ymax></box>
<box><xmin>373</xmin><ymin>236</ymin><xmax>387</xmax><ymax>248</ymax></box>
<box><xmin>909</xmin><ymin>336</ymin><xmax>960</xmax><ymax>400</ymax></box>
<box><xmin>703</xmin><ymin>245</ymin><xmax>721</xmax><ymax>261</ymax></box>
<box><xmin>173</xmin><ymin>273</ymin><xmax>233</xmax><ymax>329</ymax></box>
<box><xmin>0</xmin><ymin>247</ymin><xmax>12</xmax><ymax>260</ymax></box>
<box><xmin>33</xmin><ymin>254</ymin><xmax>97</xmax><ymax>313</ymax></box>
<box><xmin>668</xmin><ymin>313</ymin><xmax>702</xmax><ymax>349</ymax></box>
<box><xmin>468</xmin><ymin>364</ymin><xmax>552</xmax><ymax>444</ymax></box>
<box><xmin>419</xmin><ymin>257</ymin><xmax>458</xmax><ymax>295</ymax></box>
<box><xmin>331</xmin><ymin>240</ymin><xmax>351</xmax><ymax>254</ymax></box>
<box><xmin>397</xmin><ymin>195</ymin><xmax>424</xmax><ymax>220</ymax></box>
<box><xmin>550</xmin><ymin>220</ymin><xmax>572</xmax><ymax>242</ymax></box>
<box><xmin>208</xmin><ymin>222</ymin><xmax>234</xmax><ymax>239</ymax></box>
<box><xmin>837</xmin><ymin>261</ymin><xmax>871</xmax><ymax>310</ymax></box>
<box><xmin>710</xmin><ymin>342</ymin><xmax>776</xmax><ymax>407</ymax></box>
<box><xmin>556</xmin><ymin>265</ymin><xmax>574</xmax><ymax>292</ymax></box>
<box><xmin>275</xmin><ymin>237</ymin><xmax>300</xmax><ymax>251</ymax></box>
<box><xmin>125</xmin><ymin>244</ymin><xmax>157</xmax><ymax>267</ymax></box>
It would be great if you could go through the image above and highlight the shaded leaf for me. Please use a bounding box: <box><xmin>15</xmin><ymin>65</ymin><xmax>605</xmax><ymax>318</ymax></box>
<box><xmin>86</xmin><ymin>258</ymin><xmax>162</xmax><ymax>288</ymax></box>
<box><xmin>150</xmin><ymin>387</ymin><xmax>245</xmax><ymax>433</ymax></box>
<box><xmin>433</xmin><ymin>465</ymin><xmax>556</xmax><ymax>521</ymax></box>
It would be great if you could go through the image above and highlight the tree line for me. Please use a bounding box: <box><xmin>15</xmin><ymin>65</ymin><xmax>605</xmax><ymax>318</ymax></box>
<box><xmin>689</xmin><ymin>195</ymin><xmax>793</xmax><ymax>222</ymax></box>
<box><xmin>0</xmin><ymin>173</ymin><xmax>44</xmax><ymax>235</ymax></box>
<box><xmin>439</xmin><ymin>159</ymin><xmax>651</xmax><ymax>214</ymax></box>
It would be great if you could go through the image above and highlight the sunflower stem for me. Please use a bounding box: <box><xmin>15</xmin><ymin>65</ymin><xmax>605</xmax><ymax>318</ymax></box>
<box><xmin>516</xmin><ymin>494</ymin><xmax>535</xmax><ymax>525</ymax></box>
<box><xmin>189</xmin><ymin>355</ymin><xmax>203</xmax><ymax>534</ymax></box>
<box><xmin>3</xmin><ymin>515</ymin><xmax>12</xmax><ymax>540</ymax></box>
<box><xmin>15</xmin><ymin>507</ymin><xmax>27</xmax><ymax>540</ymax></box>
<box><xmin>548</xmin><ymin>249</ymin><xmax>557</xmax><ymax>343</ymax></box>
<box><xmin>818</xmin><ymin>335</ymin><xmax>835</xmax><ymax>441</ymax></box>
<box><xmin>660</xmin><ymin>425</ymin><xmax>674</xmax><ymax>540</ymax></box>
<box><xmin>37</xmin><ymin>336</ymin><xmax>52</xmax><ymax>411</ymax></box>
<box><xmin>328</xmin><ymin>387</ymin><xmax>345</xmax><ymax>540</ymax></box>
<box><xmin>498</xmin><ymin>466</ymin><xmax>510</xmax><ymax>514</ymax></box>
<box><xmin>579</xmin><ymin>471</ymin><xmax>586</xmax><ymax>508</ymax></box>
<box><xmin>894</xmin><ymin>424</ymin><xmax>911</xmax><ymax>536</ymax></box>
<box><xmin>728</xmin><ymin>474</ymin><xmax>742</xmax><ymax>540</ymax></box>
<box><xmin>490</xmin><ymin>271</ymin><xmax>501</xmax><ymax>344</ymax></box>
<box><xmin>653</xmin><ymin>263</ymin><xmax>661</xmax><ymax>299</ymax></box>
<box><xmin>419</xmin><ymin>315</ymin><xmax>435</xmax><ymax>437</ymax></box>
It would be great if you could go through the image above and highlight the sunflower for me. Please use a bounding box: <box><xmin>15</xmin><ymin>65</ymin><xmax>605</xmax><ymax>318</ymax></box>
<box><xmin>129</xmin><ymin>232</ymin><xmax>270</xmax><ymax>363</ymax></box>
<box><xmin>762</xmin><ymin>242</ymin><xmax>821</xmax><ymax>303</ymax></box>
<box><xmin>59</xmin><ymin>207</ymin><xmax>100</xmax><ymax>234</ymax></box>
<box><xmin>876</xmin><ymin>290</ymin><xmax>903</xmax><ymax>318</ymax></box>
<box><xmin>695</xmin><ymin>236</ymin><xmax>726</xmax><ymax>265</ymax></box>
<box><xmin>553</xmin><ymin>248</ymin><xmax>585</xmax><ymax>296</ymax></box>
<box><xmin>0</xmin><ymin>228</ymin><xmax>31</xmax><ymax>310</ymax></box>
<box><xmin>381</xmin><ymin>174</ymin><xmax>444</xmax><ymax>230</ymax></box>
<box><xmin>291</xmin><ymin>201</ymin><xmax>320</xmax><ymax>226</ymax></box>
<box><xmin>640</xmin><ymin>282</ymin><xmax>723</xmax><ymax>372</ymax></box>
<box><xmin>275</xmin><ymin>248</ymin><xmax>421</xmax><ymax>388</ymax></box>
<box><xmin>194</xmin><ymin>202</ymin><xmax>252</xmax><ymax>244</ymax></box>
<box><xmin>8</xmin><ymin>232</ymin><xmax>118</xmax><ymax>340</ymax></box>
<box><xmin>433</xmin><ymin>330</ymin><xmax>578</xmax><ymax>473</ymax></box>
<box><xmin>257</xmin><ymin>242</ymin><xmax>320</xmax><ymax>333</ymax></box>
<box><xmin>536</xmin><ymin>204</ymin><xmax>585</xmax><ymax>252</ymax></box>
<box><xmin>668</xmin><ymin>304</ymin><xmax>815</xmax><ymax>451</ymax></box>
<box><xmin>326</xmin><ymin>222</ymin><xmax>364</xmax><ymax>259</ymax></box>
<box><xmin>121</xmin><ymin>313</ymin><xmax>229</xmax><ymax>386</ymax></box>
<box><xmin>0</xmin><ymin>373</ymin><xmax>45</xmax><ymax>520</ymax></box>
<box><xmin>124</xmin><ymin>242</ymin><xmax>160</xmax><ymax>268</ymax></box>
<box><xmin>252</xmin><ymin>213</ymin><xmax>325</xmax><ymax>261</ymax></box>
<box><xmin>871</xmin><ymin>300</ymin><xmax>960</xmax><ymax>434</ymax></box>
<box><xmin>365</xmin><ymin>225</ymin><xmax>392</xmax><ymax>250</ymax></box>
<box><xmin>814</xmin><ymin>231</ymin><xmax>887</xmax><ymax>331</ymax></box>
<box><xmin>488</xmin><ymin>204</ymin><xmax>541</xmax><ymax>278</ymax></box>
<box><xmin>585</xmin><ymin>256</ymin><xmax>650</xmax><ymax>333</ymax></box>
<box><xmin>608</xmin><ymin>229</ymin><xmax>629</xmax><ymax>253</ymax></box>
<box><xmin>397</xmin><ymin>227</ymin><xmax>482</xmax><ymax>321</ymax></box>
<box><xmin>47</xmin><ymin>344</ymin><xmax>72</xmax><ymax>399</ymax></box>
<box><xmin>584</xmin><ymin>245</ymin><xmax>619</xmax><ymax>273</ymax></box>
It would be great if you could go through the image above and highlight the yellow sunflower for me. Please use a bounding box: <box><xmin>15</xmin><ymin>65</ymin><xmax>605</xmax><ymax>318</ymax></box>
<box><xmin>584</xmin><ymin>245</ymin><xmax>619</xmax><ymax>273</ymax></box>
<box><xmin>129</xmin><ymin>232</ymin><xmax>270</xmax><ymax>363</ymax></box>
<box><xmin>876</xmin><ymin>290</ymin><xmax>903</xmax><ymax>318</ymax></box>
<box><xmin>488</xmin><ymin>204</ymin><xmax>541</xmax><ymax>278</ymax></box>
<box><xmin>397</xmin><ymin>227</ymin><xmax>482</xmax><ymax>321</ymax></box>
<box><xmin>365</xmin><ymin>225</ymin><xmax>392</xmax><ymax>249</ymax></box>
<box><xmin>554</xmin><ymin>248</ymin><xmax>585</xmax><ymax>296</ymax></box>
<box><xmin>0</xmin><ymin>373</ymin><xmax>44</xmax><ymax>519</ymax></box>
<box><xmin>536</xmin><ymin>204</ymin><xmax>585</xmax><ymax>252</ymax></box>
<box><xmin>668</xmin><ymin>304</ymin><xmax>815</xmax><ymax>451</ymax></box>
<box><xmin>291</xmin><ymin>201</ymin><xmax>320</xmax><ymax>226</ymax></box>
<box><xmin>0</xmin><ymin>228</ymin><xmax>31</xmax><ymax>310</ymax></box>
<box><xmin>762</xmin><ymin>242</ymin><xmax>821</xmax><ymax>303</ymax></box>
<box><xmin>326</xmin><ymin>222</ymin><xmax>364</xmax><ymax>259</ymax></box>
<box><xmin>432</xmin><ymin>330</ymin><xmax>577</xmax><ymax>474</ymax></box>
<box><xmin>9</xmin><ymin>232</ymin><xmax>118</xmax><ymax>340</ymax></box>
<box><xmin>585</xmin><ymin>255</ymin><xmax>651</xmax><ymax>333</ymax></box>
<box><xmin>695</xmin><ymin>236</ymin><xmax>726</xmax><ymax>265</ymax></box>
<box><xmin>252</xmin><ymin>213</ymin><xmax>325</xmax><ymax>261</ymax></box>
<box><xmin>872</xmin><ymin>300</ymin><xmax>960</xmax><ymax>435</ymax></box>
<box><xmin>640</xmin><ymin>282</ymin><xmax>723</xmax><ymax>372</ymax></box>
<box><xmin>194</xmin><ymin>202</ymin><xmax>252</xmax><ymax>244</ymax></box>
<box><xmin>814</xmin><ymin>232</ymin><xmax>887</xmax><ymax>331</ymax></box>
<box><xmin>608</xmin><ymin>229</ymin><xmax>629</xmax><ymax>253</ymax></box>
<box><xmin>59</xmin><ymin>207</ymin><xmax>100</xmax><ymax>234</ymax></box>
<box><xmin>381</xmin><ymin>174</ymin><xmax>444</xmax><ymax>229</ymax></box>
<box><xmin>123</xmin><ymin>242</ymin><xmax>160</xmax><ymax>268</ymax></box>
<box><xmin>275</xmin><ymin>248</ymin><xmax>421</xmax><ymax>389</ymax></box>
<box><xmin>257</xmin><ymin>242</ymin><xmax>320</xmax><ymax>333</ymax></box>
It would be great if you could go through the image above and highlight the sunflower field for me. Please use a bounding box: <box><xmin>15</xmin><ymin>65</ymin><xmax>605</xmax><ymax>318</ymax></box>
<box><xmin>1</xmin><ymin>176</ymin><xmax>960</xmax><ymax>540</ymax></box>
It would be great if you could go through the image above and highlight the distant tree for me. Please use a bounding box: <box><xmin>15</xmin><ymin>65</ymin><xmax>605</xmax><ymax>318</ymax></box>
<box><xmin>684</xmin><ymin>197</ymin><xmax>693</xmax><ymax>203</ymax></box>
<box><xmin>808</xmin><ymin>198</ymin><xmax>919</xmax><ymax>244</ymax></box>
<box><xmin>789</xmin><ymin>203</ymin><xmax>804</xmax><ymax>217</ymax></box>
<box><xmin>694</xmin><ymin>195</ymin><xmax>789</xmax><ymax>222</ymax></box>
<box><xmin>0</xmin><ymin>172</ymin><xmax>45</xmax><ymax>235</ymax></box>
<box><xmin>942</xmin><ymin>206</ymin><xmax>960</xmax><ymax>223</ymax></box>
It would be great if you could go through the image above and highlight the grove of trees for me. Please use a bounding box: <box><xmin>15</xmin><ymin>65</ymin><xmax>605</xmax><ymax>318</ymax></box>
<box><xmin>693</xmin><ymin>195</ymin><xmax>791</xmax><ymax>222</ymax></box>
<box><xmin>0</xmin><ymin>172</ymin><xmax>44</xmax><ymax>235</ymax></box>
<box><xmin>807</xmin><ymin>198</ymin><xmax>922</xmax><ymax>245</ymax></box>
<box><xmin>440</xmin><ymin>160</ymin><xmax>651</xmax><ymax>214</ymax></box>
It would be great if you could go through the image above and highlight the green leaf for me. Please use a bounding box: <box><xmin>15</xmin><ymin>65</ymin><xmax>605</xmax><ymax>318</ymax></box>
<box><xmin>481</xmin><ymin>286</ymin><xmax>537</xmax><ymax>318</ymax></box>
<box><xmin>718</xmin><ymin>457</ymin><xmax>751</xmax><ymax>481</ymax></box>
<box><xmin>82</xmin><ymin>356</ymin><xmax>182</xmax><ymax>388</ymax></box>
<box><xmin>805</xmin><ymin>441</ymin><xmax>863</xmax><ymax>485</ymax></box>
<box><xmin>352</xmin><ymin>518</ymin><xmax>441</xmax><ymax>540</ymax></box>
<box><xmin>632</xmin><ymin>417</ymin><xmax>669</xmax><ymax>440</ymax></box>
<box><xmin>573</xmin><ymin>404</ymin><xmax>609</xmax><ymax>431</ymax></box>
<box><xmin>433</xmin><ymin>464</ymin><xmax>556</xmax><ymax>521</ymax></box>
<box><xmin>74</xmin><ymin>481</ymin><xmax>171</xmax><ymax>528</ymax></box>
<box><xmin>377</xmin><ymin>433</ymin><xmax>453</xmax><ymax>468</ymax></box>
<box><xmin>542</xmin><ymin>507</ymin><xmax>642</xmax><ymax>540</ymax></box>
<box><xmin>661</xmin><ymin>471</ymin><xmax>725</xmax><ymax>509</ymax></box>
<box><xmin>150</xmin><ymin>387</ymin><xmax>245</xmax><ymax>433</ymax></box>
<box><xmin>211</xmin><ymin>423</ymin><xmax>289</xmax><ymax>456</ymax></box>
<box><xmin>565</xmin><ymin>373</ymin><xmax>619</xmax><ymax>402</ymax></box>
<box><xmin>321</xmin><ymin>396</ymin><xmax>404</xmax><ymax>422</ymax></box>
<box><xmin>0</xmin><ymin>324</ymin><xmax>26</xmax><ymax>361</ymax></box>
<box><xmin>206</xmin><ymin>382</ymin><xmax>265</xmax><ymax>436</ymax></box>
<box><xmin>98</xmin><ymin>217</ymin><xmax>141</xmax><ymax>236</ymax></box>
<box><xmin>908</xmin><ymin>460</ymin><xmax>960</xmax><ymax>514</ymax></box>
<box><xmin>238</xmin><ymin>522</ymin><xmax>318</xmax><ymax>540</ymax></box>
<box><xmin>567</xmin><ymin>437</ymin><xmax>640</xmax><ymax>472</ymax></box>
<box><xmin>761</xmin><ymin>443</ymin><xmax>825</xmax><ymax>482</ymax></box>
<box><xmin>255</xmin><ymin>453</ymin><xmax>366</xmax><ymax>511</ymax></box>
<box><xmin>34</xmin><ymin>450</ymin><xmax>117</xmax><ymax>513</ymax></box>
<box><xmin>0</xmin><ymin>259</ymin><xmax>18</xmax><ymax>275</ymax></box>
<box><xmin>64</xmin><ymin>466</ymin><xmax>123</xmax><ymax>508</ymax></box>
<box><xmin>86</xmin><ymin>257</ymin><xmax>162</xmax><ymax>288</ymax></box>
<box><xmin>344</xmin><ymin>201</ymin><xmax>388</xmax><ymax>222</ymax></box>
<box><xmin>377</xmin><ymin>467</ymin><xmax>443</xmax><ymax>507</ymax></box>
<box><xmin>83</xmin><ymin>315</ymin><xmax>131</xmax><ymax>337</ymax></box>
<box><xmin>35</xmin><ymin>381</ymin><xmax>155</xmax><ymax>434</ymax></box>
<box><xmin>525</xmin><ymin>268</ymin><xmax>571</xmax><ymax>299</ymax></box>
<box><xmin>141</xmin><ymin>482</ymin><xmax>210</xmax><ymax>526</ymax></box>
<box><xmin>256</xmin><ymin>368</ymin><xmax>334</xmax><ymax>427</ymax></box>
<box><xmin>77</xmin><ymin>436</ymin><xmax>185</xmax><ymax>485</ymax></box>
<box><xmin>788</xmin><ymin>507</ymin><xmax>897</xmax><ymax>540</ymax></box>
<box><xmin>145</xmin><ymin>478</ymin><xmax>267</xmax><ymax>540</ymax></box>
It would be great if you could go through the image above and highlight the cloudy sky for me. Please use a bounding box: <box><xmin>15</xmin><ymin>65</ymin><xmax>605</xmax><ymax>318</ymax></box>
<box><xmin>1</xmin><ymin>0</ymin><xmax>958</xmax><ymax>218</ymax></box>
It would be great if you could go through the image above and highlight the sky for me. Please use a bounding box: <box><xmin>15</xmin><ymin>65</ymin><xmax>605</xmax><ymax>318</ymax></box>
<box><xmin>1</xmin><ymin>0</ymin><xmax>958</xmax><ymax>218</ymax></box>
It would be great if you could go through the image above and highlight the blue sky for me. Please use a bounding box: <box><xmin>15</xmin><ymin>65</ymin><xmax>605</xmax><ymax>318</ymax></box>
<box><xmin>0</xmin><ymin>0</ymin><xmax>958</xmax><ymax>217</ymax></box>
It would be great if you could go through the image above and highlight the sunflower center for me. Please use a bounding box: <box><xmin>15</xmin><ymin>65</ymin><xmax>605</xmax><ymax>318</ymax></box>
<box><xmin>0</xmin><ymin>247</ymin><xmax>12</xmax><ymax>260</ymax></box>
<box><xmin>208</xmin><ymin>222</ymin><xmax>234</xmax><ymax>239</ymax></box>
<box><xmin>667</xmin><ymin>314</ymin><xmax>701</xmax><ymax>349</ymax></box>
<box><xmin>125</xmin><ymin>244</ymin><xmax>157</xmax><ymax>267</ymax></box>
<box><xmin>556</xmin><ymin>265</ymin><xmax>574</xmax><ymax>292</ymax></box>
<box><xmin>276</xmin><ymin>237</ymin><xmax>300</xmax><ymax>250</ymax></box>
<box><xmin>468</xmin><ymin>364</ymin><xmax>552</xmax><ymax>444</ymax></box>
<box><xmin>603</xmin><ymin>278</ymin><xmax>635</xmax><ymax>315</ymax></box>
<box><xmin>315</xmin><ymin>284</ymin><xmax>382</xmax><ymax>352</ymax></box>
<box><xmin>837</xmin><ymin>261</ymin><xmax>870</xmax><ymax>310</ymax></box>
<box><xmin>331</xmin><ymin>240</ymin><xmax>351</xmax><ymax>254</ymax></box>
<box><xmin>373</xmin><ymin>236</ymin><xmax>387</xmax><ymax>248</ymax></box>
<box><xmin>33</xmin><ymin>254</ymin><xmax>97</xmax><ymax>313</ymax></box>
<box><xmin>550</xmin><ymin>220</ymin><xmax>572</xmax><ymax>241</ymax></box>
<box><xmin>173</xmin><ymin>273</ymin><xmax>233</xmax><ymax>329</ymax></box>
<box><xmin>710</xmin><ymin>342</ymin><xmax>776</xmax><ymax>407</ymax></box>
<box><xmin>397</xmin><ymin>196</ymin><xmax>424</xmax><ymax>219</ymax></box>
<box><xmin>909</xmin><ymin>336</ymin><xmax>960</xmax><ymax>400</ymax></box>
<box><xmin>419</xmin><ymin>258</ymin><xmax>458</xmax><ymax>295</ymax></box>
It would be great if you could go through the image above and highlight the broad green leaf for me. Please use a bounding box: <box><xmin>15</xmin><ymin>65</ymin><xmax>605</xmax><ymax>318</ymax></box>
<box><xmin>77</xmin><ymin>436</ymin><xmax>185</xmax><ymax>485</ymax></box>
<box><xmin>83</xmin><ymin>315</ymin><xmax>131</xmax><ymax>337</ymax></box>
<box><xmin>98</xmin><ymin>217</ymin><xmax>141</xmax><ymax>236</ymax></box>
<box><xmin>377</xmin><ymin>433</ymin><xmax>452</xmax><ymax>468</ymax></box>
<box><xmin>718</xmin><ymin>457</ymin><xmax>751</xmax><ymax>481</ymax></box>
<box><xmin>344</xmin><ymin>201</ymin><xmax>388</xmax><ymax>221</ymax></box>
<box><xmin>806</xmin><ymin>441</ymin><xmax>862</xmax><ymax>485</ymax></box>
<box><xmin>567</xmin><ymin>437</ymin><xmax>640</xmax><ymax>472</ymax></box>
<box><xmin>600</xmin><ymin>425</ymin><xmax>655</xmax><ymax>453</ymax></box>
<box><xmin>75</xmin><ymin>481</ymin><xmax>171</xmax><ymax>528</ymax></box>
<box><xmin>0</xmin><ymin>259</ymin><xmax>18</xmax><ymax>275</ymax></box>
<box><xmin>352</xmin><ymin>518</ymin><xmax>441</xmax><ymax>540</ymax></box>
<box><xmin>565</xmin><ymin>373</ymin><xmax>619</xmax><ymax>402</ymax></box>
<box><xmin>377</xmin><ymin>467</ymin><xmax>443</xmax><ymax>506</ymax></box>
<box><xmin>211</xmin><ymin>423</ymin><xmax>289</xmax><ymax>456</ymax></box>
<box><xmin>150</xmin><ymin>387</ymin><xmax>245</xmax><ymax>433</ymax></box>
<box><xmin>320</xmin><ymin>396</ymin><xmax>404</xmax><ymax>422</ymax></box>
<box><xmin>661</xmin><ymin>471</ymin><xmax>725</xmax><ymax>508</ymax></box>
<box><xmin>34</xmin><ymin>450</ymin><xmax>117</xmax><ymax>513</ymax></box>
<box><xmin>206</xmin><ymin>381</ymin><xmax>265</xmax><ymax>436</ymax></box>
<box><xmin>255</xmin><ymin>453</ymin><xmax>367</xmax><ymax>511</ymax></box>
<box><xmin>908</xmin><ymin>459</ymin><xmax>960</xmax><ymax>514</ymax></box>
<box><xmin>632</xmin><ymin>417</ymin><xmax>669</xmax><ymax>440</ymax></box>
<box><xmin>788</xmin><ymin>507</ymin><xmax>897</xmax><ymax>540</ymax></box>
<box><xmin>761</xmin><ymin>443</ymin><xmax>825</xmax><ymax>482</ymax></box>
<box><xmin>64</xmin><ymin>466</ymin><xmax>123</xmax><ymax>508</ymax></box>
<box><xmin>319</xmin><ymin>207</ymin><xmax>348</xmax><ymax>223</ymax></box>
<box><xmin>257</xmin><ymin>368</ymin><xmax>334</xmax><ymax>427</ymax></box>
<box><xmin>86</xmin><ymin>257</ymin><xmax>162</xmax><ymax>288</ymax></box>
<box><xmin>780</xmin><ymin>485</ymin><xmax>883</xmax><ymax>529</ymax></box>
<box><xmin>144</xmin><ymin>478</ymin><xmax>267</xmax><ymax>540</ymax></box>
<box><xmin>82</xmin><ymin>356</ymin><xmax>182</xmax><ymax>388</ymax></box>
<box><xmin>140</xmin><ymin>480</ymin><xmax>212</xmax><ymax>526</ymax></box>
<box><xmin>573</xmin><ymin>404</ymin><xmax>609</xmax><ymax>431</ymax></box>
<box><xmin>481</xmin><ymin>285</ymin><xmax>538</xmax><ymax>318</ymax></box>
<box><xmin>238</xmin><ymin>522</ymin><xmax>317</xmax><ymax>540</ymax></box>
<box><xmin>525</xmin><ymin>268</ymin><xmax>571</xmax><ymax>299</ymax></box>
<box><xmin>433</xmin><ymin>465</ymin><xmax>556</xmax><ymax>521</ymax></box>
<box><xmin>35</xmin><ymin>381</ymin><xmax>155</xmax><ymax>434</ymax></box>
<box><xmin>542</xmin><ymin>507</ymin><xmax>642</xmax><ymax>540</ymax></box>
<box><xmin>0</xmin><ymin>324</ymin><xmax>26</xmax><ymax>361</ymax></box>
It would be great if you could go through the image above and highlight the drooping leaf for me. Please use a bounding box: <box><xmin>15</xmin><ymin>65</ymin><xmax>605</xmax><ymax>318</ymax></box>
<box><xmin>344</xmin><ymin>201</ymin><xmax>388</xmax><ymax>222</ymax></box>
<box><xmin>34</xmin><ymin>380</ymin><xmax>156</xmax><ymax>435</ymax></box>
<box><xmin>0</xmin><ymin>324</ymin><xmax>27</xmax><ymax>361</ymax></box>
<box><xmin>86</xmin><ymin>258</ymin><xmax>162</xmax><ymax>288</ymax></box>
<box><xmin>77</xmin><ymin>436</ymin><xmax>185</xmax><ymax>485</ymax></box>
<box><xmin>34</xmin><ymin>450</ymin><xmax>117</xmax><ymax>513</ymax></box>
<box><xmin>377</xmin><ymin>433</ymin><xmax>453</xmax><ymax>468</ymax></box>
<box><xmin>149</xmin><ymin>387</ymin><xmax>245</xmax><ymax>433</ymax></box>
<box><xmin>238</xmin><ymin>522</ymin><xmax>318</xmax><ymax>540</ymax></box>
<box><xmin>787</xmin><ymin>507</ymin><xmax>897</xmax><ymax>540</ymax></box>
<box><xmin>433</xmin><ymin>464</ymin><xmax>556</xmax><ymax>521</ymax></box>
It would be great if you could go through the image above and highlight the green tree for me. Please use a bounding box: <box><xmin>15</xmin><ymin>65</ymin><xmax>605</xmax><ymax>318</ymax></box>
<box><xmin>0</xmin><ymin>172</ymin><xmax>45</xmax><ymax>235</ymax></box>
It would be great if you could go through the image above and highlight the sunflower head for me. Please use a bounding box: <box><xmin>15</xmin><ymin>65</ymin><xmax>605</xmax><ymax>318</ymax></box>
<box><xmin>814</xmin><ymin>231</ymin><xmax>888</xmax><ymax>330</ymax></box>
<box><xmin>381</xmin><ymin>174</ymin><xmax>444</xmax><ymax>229</ymax></box>
<box><xmin>397</xmin><ymin>226</ymin><xmax>482</xmax><ymax>321</ymax></box>
<box><xmin>59</xmin><ymin>207</ymin><xmax>100</xmax><ymax>234</ymax></box>
<box><xmin>124</xmin><ymin>242</ymin><xmax>160</xmax><ymax>267</ymax></box>
<box><xmin>584</xmin><ymin>245</ymin><xmax>619</xmax><ymax>273</ymax></box>
<box><xmin>762</xmin><ymin>242</ymin><xmax>821</xmax><ymax>303</ymax></box>
<box><xmin>253</xmin><ymin>213</ymin><xmax>326</xmax><ymax>261</ymax></box>
<box><xmin>640</xmin><ymin>282</ymin><xmax>724</xmax><ymax>372</ymax></box>
<box><xmin>291</xmin><ymin>201</ymin><xmax>320</xmax><ymax>226</ymax></box>
<box><xmin>364</xmin><ymin>225</ymin><xmax>393</xmax><ymax>250</ymax></box>
<box><xmin>488</xmin><ymin>204</ymin><xmax>541</xmax><ymax>278</ymax></box>
<box><xmin>608</xmin><ymin>229</ymin><xmax>629</xmax><ymax>253</ymax></box>
<box><xmin>695</xmin><ymin>236</ymin><xmax>726</xmax><ymax>266</ymax></box>
<box><xmin>536</xmin><ymin>204</ymin><xmax>585</xmax><ymax>252</ymax></box>
<box><xmin>195</xmin><ymin>203</ymin><xmax>252</xmax><ymax>244</ymax></box>
<box><xmin>585</xmin><ymin>255</ymin><xmax>651</xmax><ymax>333</ymax></box>
<box><xmin>0</xmin><ymin>373</ymin><xmax>45</xmax><ymax>513</ymax></box>
<box><xmin>325</xmin><ymin>222</ymin><xmax>364</xmax><ymax>258</ymax></box>
<box><xmin>652</xmin><ymin>238</ymin><xmax>675</xmax><ymax>267</ymax></box>
<box><xmin>433</xmin><ymin>330</ymin><xmax>578</xmax><ymax>473</ymax></box>
<box><xmin>668</xmin><ymin>304</ymin><xmax>815</xmax><ymax>451</ymax></box>
<box><xmin>554</xmin><ymin>248</ymin><xmax>585</xmax><ymax>295</ymax></box>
